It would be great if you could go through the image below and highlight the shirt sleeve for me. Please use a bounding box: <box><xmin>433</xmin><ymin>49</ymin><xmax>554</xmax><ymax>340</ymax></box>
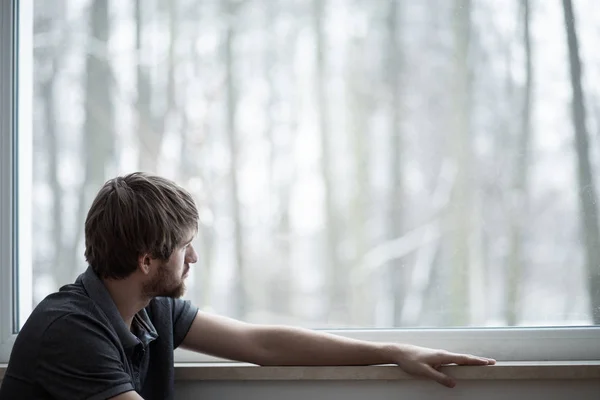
<box><xmin>35</xmin><ymin>312</ymin><xmax>136</xmax><ymax>400</ymax></box>
<box><xmin>171</xmin><ymin>298</ymin><xmax>199</xmax><ymax>348</ymax></box>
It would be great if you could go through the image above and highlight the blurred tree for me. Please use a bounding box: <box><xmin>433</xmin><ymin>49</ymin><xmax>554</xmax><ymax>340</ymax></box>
<box><xmin>224</xmin><ymin>0</ymin><xmax>247</xmax><ymax>320</ymax></box>
<box><xmin>264</xmin><ymin>0</ymin><xmax>278</xmax><ymax>206</ymax></box>
<box><xmin>314</xmin><ymin>0</ymin><xmax>344</xmax><ymax>323</ymax></box>
<box><xmin>562</xmin><ymin>0</ymin><xmax>600</xmax><ymax>324</ymax></box>
<box><xmin>448</xmin><ymin>0</ymin><xmax>472</xmax><ymax>326</ymax></box>
<box><xmin>179</xmin><ymin>1</ymin><xmax>217</xmax><ymax>310</ymax></box>
<box><xmin>71</xmin><ymin>0</ymin><xmax>114</xmax><ymax>284</ymax></box>
<box><xmin>136</xmin><ymin>0</ymin><xmax>177</xmax><ymax>173</ymax></box>
<box><xmin>385</xmin><ymin>0</ymin><xmax>406</xmax><ymax>326</ymax></box>
<box><xmin>346</xmin><ymin>0</ymin><xmax>372</xmax><ymax>326</ymax></box>
<box><xmin>264</xmin><ymin>0</ymin><xmax>294</xmax><ymax>317</ymax></box>
<box><xmin>34</xmin><ymin>0</ymin><xmax>68</xmax><ymax>289</ymax></box>
<box><xmin>506</xmin><ymin>0</ymin><xmax>533</xmax><ymax>326</ymax></box>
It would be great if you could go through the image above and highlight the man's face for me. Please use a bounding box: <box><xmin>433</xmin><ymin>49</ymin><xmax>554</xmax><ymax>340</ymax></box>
<box><xmin>142</xmin><ymin>235</ymin><xmax>198</xmax><ymax>298</ymax></box>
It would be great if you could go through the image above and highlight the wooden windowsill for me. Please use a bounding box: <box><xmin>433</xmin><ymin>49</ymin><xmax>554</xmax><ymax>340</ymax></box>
<box><xmin>2</xmin><ymin>361</ymin><xmax>599</xmax><ymax>381</ymax></box>
<box><xmin>173</xmin><ymin>361</ymin><xmax>600</xmax><ymax>381</ymax></box>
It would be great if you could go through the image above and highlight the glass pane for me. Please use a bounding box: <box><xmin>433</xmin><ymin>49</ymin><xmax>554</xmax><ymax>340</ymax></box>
<box><xmin>27</xmin><ymin>0</ymin><xmax>600</xmax><ymax>329</ymax></box>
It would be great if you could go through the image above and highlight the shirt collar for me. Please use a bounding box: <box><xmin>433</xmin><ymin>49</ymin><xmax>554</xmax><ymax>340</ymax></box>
<box><xmin>134</xmin><ymin>309</ymin><xmax>159</xmax><ymax>346</ymax></box>
<box><xmin>79</xmin><ymin>266</ymin><xmax>158</xmax><ymax>348</ymax></box>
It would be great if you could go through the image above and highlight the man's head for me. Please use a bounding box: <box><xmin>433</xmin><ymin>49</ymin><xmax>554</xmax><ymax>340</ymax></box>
<box><xmin>84</xmin><ymin>172</ymin><xmax>199</xmax><ymax>297</ymax></box>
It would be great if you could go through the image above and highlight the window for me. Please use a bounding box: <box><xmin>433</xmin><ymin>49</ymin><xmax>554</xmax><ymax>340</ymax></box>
<box><xmin>2</xmin><ymin>0</ymin><xmax>600</xmax><ymax>363</ymax></box>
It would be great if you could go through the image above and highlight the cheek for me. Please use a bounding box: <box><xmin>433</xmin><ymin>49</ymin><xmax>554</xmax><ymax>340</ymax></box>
<box><xmin>176</xmin><ymin>251</ymin><xmax>187</xmax><ymax>268</ymax></box>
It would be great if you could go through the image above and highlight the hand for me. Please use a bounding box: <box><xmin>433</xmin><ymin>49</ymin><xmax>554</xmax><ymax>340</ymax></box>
<box><xmin>392</xmin><ymin>344</ymin><xmax>496</xmax><ymax>388</ymax></box>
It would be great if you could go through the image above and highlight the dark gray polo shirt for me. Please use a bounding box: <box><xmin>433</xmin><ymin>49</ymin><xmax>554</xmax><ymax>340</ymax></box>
<box><xmin>0</xmin><ymin>267</ymin><xmax>199</xmax><ymax>400</ymax></box>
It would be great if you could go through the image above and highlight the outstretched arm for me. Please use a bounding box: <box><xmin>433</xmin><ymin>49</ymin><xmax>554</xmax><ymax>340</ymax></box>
<box><xmin>181</xmin><ymin>311</ymin><xmax>495</xmax><ymax>388</ymax></box>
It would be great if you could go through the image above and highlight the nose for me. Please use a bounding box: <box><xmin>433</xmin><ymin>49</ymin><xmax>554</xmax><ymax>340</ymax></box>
<box><xmin>185</xmin><ymin>244</ymin><xmax>199</xmax><ymax>264</ymax></box>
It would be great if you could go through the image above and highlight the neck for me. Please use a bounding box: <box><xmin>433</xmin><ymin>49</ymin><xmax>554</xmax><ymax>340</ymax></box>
<box><xmin>102</xmin><ymin>275</ymin><xmax>150</xmax><ymax>329</ymax></box>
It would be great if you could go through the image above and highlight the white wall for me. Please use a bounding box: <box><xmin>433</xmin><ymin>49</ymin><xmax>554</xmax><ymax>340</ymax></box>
<box><xmin>175</xmin><ymin>380</ymin><xmax>600</xmax><ymax>400</ymax></box>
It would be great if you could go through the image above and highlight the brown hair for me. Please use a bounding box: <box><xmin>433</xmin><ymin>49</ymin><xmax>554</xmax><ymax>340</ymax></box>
<box><xmin>84</xmin><ymin>172</ymin><xmax>199</xmax><ymax>279</ymax></box>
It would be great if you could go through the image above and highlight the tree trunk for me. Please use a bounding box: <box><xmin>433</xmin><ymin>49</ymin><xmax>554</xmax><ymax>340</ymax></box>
<box><xmin>347</xmin><ymin>25</ymin><xmax>371</xmax><ymax>326</ymax></box>
<box><xmin>224</xmin><ymin>0</ymin><xmax>247</xmax><ymax>320</ymax></box>
<box><xmin>314</xmin><ymin>0</ymin><xmax>343</xmax><ymax>323</ymax></box>
<box><xmin>135</xmin><ymin>0</ymin><xmax>153</xmax><ymax>172</ymax></box>
<box><xmin>35</xmin><ymin>1</ymin><xmax>68</xmax><ymax>288</ymax></box>
<box><xmin>385</xmin><ymin>0</ymin><xmax>406</xmax><ymax>326</ymax></box>
<box><xmin>75</xmin><ymin>0</ymin><xmax>114</xmax><ymax>280</ymax></box>
<box><xmin>136</xmin><ymin>0</ymin><xmax>177</xmax><ymax>173</ymax></box>
<box><xmin>42</xmin><ymin>77</ymin><xmax>64</xmax><ymax>281</ymax></box>
<box><xmin>506</xmin><ymin>0</ymin><xmax>533</xmax><ymax>326</ymax></box>
<box><xmin>562</xmin><ymin>0</ymin><xmax>600</xmax><ymax>324</ymax></box>
<box><xmin>84</xmin><ymin>0</ymin><xmax>113</xmax><ymax>188</ymax></box>
<box><xmin>264</xmin><ymin>0</ymin><xmax>277</xmax><ymax>204</ymax></box>
<box><xmin>181</xmin><ymin>3</ymin><xmax>216</xmax><ymax>310</ymax></box>
<box><xmin>264</xmin><ymin>0</ymin><xmax>294</xmax><ymax>316</ymax></box>
<box><xmin>448</xmin><ymin>0</ymin><xmax>472</xmax><ymax>326</ymax></box>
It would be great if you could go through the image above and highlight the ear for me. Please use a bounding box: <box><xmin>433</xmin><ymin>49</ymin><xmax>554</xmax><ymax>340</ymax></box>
<box><xmin>138</xmin><ymin>253</ymin><xmax>152</xmax><ymax>275</ymax></box>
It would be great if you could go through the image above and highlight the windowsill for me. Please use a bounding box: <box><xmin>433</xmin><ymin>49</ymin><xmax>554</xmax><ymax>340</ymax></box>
<box><xmin>172</xmin><ymin>361</ymin><xmax>600</xmax><ymax>381</ymax></box>
<box><xmin>1</xmin><ymin>361</ymin><xmax>599</xmax><ymax>382</ymax></box>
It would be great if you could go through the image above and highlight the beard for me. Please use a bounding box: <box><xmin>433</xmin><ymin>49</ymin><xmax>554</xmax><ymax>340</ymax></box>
<box><xmin>142</xmin><ymin>261</ymin><xmax>187</xmax><ymax>299</ymax></box>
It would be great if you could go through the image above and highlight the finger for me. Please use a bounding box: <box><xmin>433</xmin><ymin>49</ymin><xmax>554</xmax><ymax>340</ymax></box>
<box><xmin>424</xmin><ymin>365</ymin><xmax>456</xmax><ymax>388</ymax></box>
<box><xmin>444</xmin><ymin>353</ymin><xmax>495</xmax><ymax>366</ymax></box>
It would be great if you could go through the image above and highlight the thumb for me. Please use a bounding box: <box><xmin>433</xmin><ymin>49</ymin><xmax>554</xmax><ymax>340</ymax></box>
<box><xmin>425</xmin><ymin>366</ymin><xmax>456</xmax><ymax>388</ymax></box>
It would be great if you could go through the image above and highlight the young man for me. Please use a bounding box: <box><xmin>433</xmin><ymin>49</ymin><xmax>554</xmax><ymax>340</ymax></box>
<box><xmin>0</xmin><ymin>172</ymin><xmax>495</xmax><ymax>400</ymax></box>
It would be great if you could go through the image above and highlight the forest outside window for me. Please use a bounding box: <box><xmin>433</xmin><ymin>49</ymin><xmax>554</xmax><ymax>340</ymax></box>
<box><xmin>2</xmin><ymin>0</ymin><xmax>600</xmax><ymax>363</ymax></box>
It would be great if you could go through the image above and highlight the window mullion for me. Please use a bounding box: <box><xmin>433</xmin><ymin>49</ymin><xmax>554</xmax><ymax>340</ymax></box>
<box><xmin>0</xmin><ymin>0</ymin><xmax>18</xmax><ymax>363</ymax></box>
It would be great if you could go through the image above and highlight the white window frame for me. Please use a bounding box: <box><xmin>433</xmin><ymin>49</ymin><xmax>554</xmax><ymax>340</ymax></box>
<box><xmin>2</xmin><ymin>0</ymin><xmax>600</xmax><ymax>365</ymax></box>
<box><xmin>0</xmin><ymin>0</ymin><xmax>19</xmax><ymax>364</ymax></box>
<box><xmin>0</xmin><ymin>0</ymin><xmax>32</xmax><ymax>364</ymax></box>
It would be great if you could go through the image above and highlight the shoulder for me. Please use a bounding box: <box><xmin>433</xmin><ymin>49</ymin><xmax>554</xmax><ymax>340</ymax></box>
<box><xmin>41</xmin><ymin>309</ymin><xmax>120</xmax><ymax>348</ymax></box>
<box><xmin>16</xmin><ymin>286</ymin><xmax>118</xmax><ymax>352</ymax></box>
<box><xmin>17</xmin><ymin>307</ymin><xmax>133</xmax><ymax>400</ymax></box>
<box><xmin>29</xmin><ymin>283</ymin><xmax>109</xmax><ymax>328</ymax></box>
<box><xmin>6</xmin><ymin>292</ymin><xmax>123</xmax><ymax>386</ymax></box>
